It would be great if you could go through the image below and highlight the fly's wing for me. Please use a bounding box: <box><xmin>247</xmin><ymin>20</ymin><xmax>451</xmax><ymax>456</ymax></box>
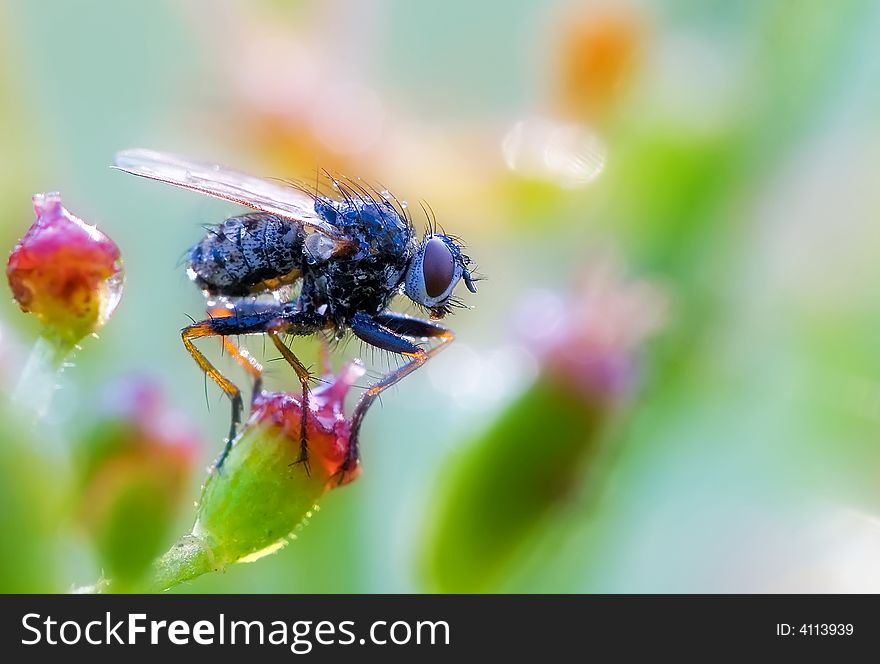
<box><xmin>112</xmin><ymin>148</ymin><xmax>354</xmax><ymax>252</ymax></box>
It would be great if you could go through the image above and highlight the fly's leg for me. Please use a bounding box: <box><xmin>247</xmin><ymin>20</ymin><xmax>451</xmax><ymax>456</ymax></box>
<box><xmin>209</xmin><ymin>303</ymin><xmax>265</xmax><ymax>398</ymax></box>
<box><xmin>181</xmin><ymin>307</ymin><xmax>328</xmax><ymax>469</ymax></box>
<box><xmin>267</xmin><ymin>329</ymin><xmax>313</xmax><ymax>475</ymax></box>
<box><xmin>181</xmin><ymin>306</ymin><xmax>325</xmax><ymax>470</ymax></box>
<box><xmin>182</xmin><ymin>322</ymin><xmax>247</xmax><ymax>469</ymax></box>
<box><xmin>221</xmin><ymin>337</ymin><xmax>264</xmax><ymax>401</ymax></box>
<box><xmin>340</xmin><ymin>312</ymin><xmax>454</xmax><ymax>483</ymax></box>
<box><xmin>216</xmin><ymin>338</ymin><xmax>264</xmax><ymax>468</ymax></box>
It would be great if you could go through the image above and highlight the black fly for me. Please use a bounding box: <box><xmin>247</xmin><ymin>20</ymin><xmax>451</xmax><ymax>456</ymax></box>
<box><xmin>112</xmin><ymin>149</ymin><xmax>478</xmax><ymax>478</ymax></box>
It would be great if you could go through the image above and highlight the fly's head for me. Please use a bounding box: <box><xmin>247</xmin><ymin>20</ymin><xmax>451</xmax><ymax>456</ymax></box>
<box><xmin>404</xmin><ymin>234</ymin><xmax>478</xmax><ymax>320</ymax></box>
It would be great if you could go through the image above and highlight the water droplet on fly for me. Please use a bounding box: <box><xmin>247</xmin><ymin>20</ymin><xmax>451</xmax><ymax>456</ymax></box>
<box><xmin>305</xmin><ymin>232</ymin><xmax>336</xmax><ymax>262</ymax></box>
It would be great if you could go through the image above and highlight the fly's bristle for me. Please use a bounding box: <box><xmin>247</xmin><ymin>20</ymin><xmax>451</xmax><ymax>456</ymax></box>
<box><xmin>271</xmin><ymin>176</ymin><xmax>320</xmax><ymax>203</ymax></box>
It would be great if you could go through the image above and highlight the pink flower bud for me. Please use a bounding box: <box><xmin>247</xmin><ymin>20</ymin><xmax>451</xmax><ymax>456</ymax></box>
<box><xmin>247</xmin><ymin>359</ymin><xmax>365</xmax><ymax>488</ymax></box>
<box><xmin>517</xmin><ymin>256</ymin><xmax>668</xmax><ymax>401</ymax></box>
<box><xmin>6</xmin><ymin>193</ymin><xmax>123</xmax><ymax>345</ymax></box>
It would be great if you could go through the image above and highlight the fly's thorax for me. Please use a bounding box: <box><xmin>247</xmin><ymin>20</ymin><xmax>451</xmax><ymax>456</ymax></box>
<box><xmin>187</xmin><ymin>213</ymin><xmax>306</xmax><ymax>296</ymax></box>
<box><xmin>315</xmin><ymin>196</ymin><xmax>416</xmax><ymax>261</ymax></box>
<box><xmin>297</xmin><ymin>248</ymin><xmax>410</xmax><ymax>323</ymax></box>
<box><xmin>302</xmin><ymin>194</ymin><xmax>416</xmax><ymax>319</ymax></box>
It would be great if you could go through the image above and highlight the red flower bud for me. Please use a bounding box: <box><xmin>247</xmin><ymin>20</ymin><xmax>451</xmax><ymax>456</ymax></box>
<box><xmin>247</xmin><ymin>359</ymin><xmax>364</xmax><ymax>488</ymax></box>
<box><xmin>6</xmin><ymin>193</ymin><xmax>123</xmax><ymax>345</ymax></box>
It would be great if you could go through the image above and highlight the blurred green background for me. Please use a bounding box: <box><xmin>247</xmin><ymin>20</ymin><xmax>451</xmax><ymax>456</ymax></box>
<box><xmin>2</xmin><ymin>0</ymin><xmax>880</xmax><ymax>593</ymax></box>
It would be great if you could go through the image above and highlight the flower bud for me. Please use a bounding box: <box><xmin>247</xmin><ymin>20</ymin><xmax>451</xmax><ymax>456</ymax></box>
<box><xmin>423</xmin><ymin>257</ymin><xmax>668</xmax><ymax>592</ymax></box>
<box><xmin>519</xmin><ymin>257</ymin><xmax>668</xmax><ymax>402</ymax></box>
<box><xmin>6</xmin><ymin>192</ymin><xmax>123</xmax><ymax>346</ymax></box>
<box><xmin>150</xmin><ymin>362</ymin><xmax>364</xmax><ymax>591</ymax></box>
<box><xmin>75</xmin><ymin>377</ymin><xmax>201</xmax><ymax>589</ymax></box>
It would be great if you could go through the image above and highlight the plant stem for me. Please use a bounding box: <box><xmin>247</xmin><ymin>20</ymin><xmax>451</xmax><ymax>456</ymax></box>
<box><xmin>11</xmin><ymin>332</ymin><xmax>75</xmax><ymax>423</ymax></box>
<box><xmin>71</xmin><ymin>534</ymin><xmax>219</xmax><ymax>594</ymax></box>
<box><xmin>143</xmin><ymin>533</ymin><xmax>220</xmax><ymax>593</ymax></box>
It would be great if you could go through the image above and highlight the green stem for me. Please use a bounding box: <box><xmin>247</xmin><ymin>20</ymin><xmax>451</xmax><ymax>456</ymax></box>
<box><xmin>11</xmin><ymin>332</ymin><xmax>76</xmax><ymax>423</ymax></box>
<box><xmin>72</xmin><ymin>534</ymin><xmax>220</xmax><ymax>594</ymax></box>
<box><xmin>143</xmin><ymin>533</ymin><xmax>220</xmax><ymax>593</ymax></box>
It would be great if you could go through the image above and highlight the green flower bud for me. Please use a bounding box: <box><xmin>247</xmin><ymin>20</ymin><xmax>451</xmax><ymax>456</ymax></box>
<box><xmin>423</xmin><ymin>258</ymin><xmax>668</xmax><ymax>591</ymax></box>
<box><xmin>149</xmin><ymin>361</ymin><xmax>364</xmax><ymax>591</ymax></box>
<box><xmin>75</xmin><ymin>377</ymin><xmax>201</xmax><ymax>590</ymax></box>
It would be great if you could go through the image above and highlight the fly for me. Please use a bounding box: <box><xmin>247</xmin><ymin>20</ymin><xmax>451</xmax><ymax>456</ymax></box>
<box><xmin>112</xmin><ymin>149</ymin><xmax>478</xmax><ymax>478</ymax></box>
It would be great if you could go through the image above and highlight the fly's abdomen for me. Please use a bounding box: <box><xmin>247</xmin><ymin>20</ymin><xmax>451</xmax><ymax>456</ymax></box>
<box><xmin>187</xmin><ymin>213</ymin><xmax>306</xmax><ymax>296</ymax></box>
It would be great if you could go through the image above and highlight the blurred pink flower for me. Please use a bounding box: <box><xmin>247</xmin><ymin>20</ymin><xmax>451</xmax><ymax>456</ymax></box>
<box><xmin>76</xmin><ymin>376</ymin><xmax>202</xmax><ymax>586</ymax></box>
<box><xmin>517</xmin><ymin>255</ymin><xmax>668</xmax><ymax>400</ymax></box>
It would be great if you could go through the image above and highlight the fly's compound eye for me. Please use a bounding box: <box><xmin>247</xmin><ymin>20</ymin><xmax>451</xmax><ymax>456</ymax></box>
<box><xmin>404</xmin><ymin>234</ymin><xmax>474</xmax><ymax>312</ymax></box>
<box><xmin>422</xmin><ymin>237</ymin><xmax>456</xmax><ymax>298</ymax></box>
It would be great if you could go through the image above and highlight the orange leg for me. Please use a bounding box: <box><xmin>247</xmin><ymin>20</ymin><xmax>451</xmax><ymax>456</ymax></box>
<box><xmin>182</xmin><ymin>307</ymin><xmax>327</xmax><ymax>469</ymax></box>
<box><xmin>221</xmin><ymin>336</ymin><xmax>264</xmax><ymax>398</ymax></box>
<box><xmin>182</xmin><ymin>322</ymin><xmax>246</xmax><ymax>467</ymax></box>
